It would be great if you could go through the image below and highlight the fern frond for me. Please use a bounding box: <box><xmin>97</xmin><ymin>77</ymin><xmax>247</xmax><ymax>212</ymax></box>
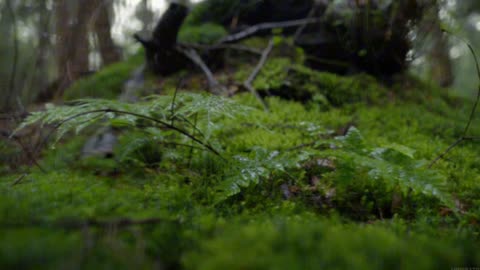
<box><xmin>16</xmin><ymin>94</ymin><xmax>254</xmax><ymax>156</ymax></box>
<box><xmin>216</xmin><ymin>147</ymin><xmax>311</xmax><ymax>202</ymax></box>
<box><xmin>330</xmin><ymin>127</ymin><xmax>455</xmax><ymax>210</ymax></box>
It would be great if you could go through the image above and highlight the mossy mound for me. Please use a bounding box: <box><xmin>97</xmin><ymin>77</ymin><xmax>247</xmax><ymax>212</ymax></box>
<box><xmin>247</xmin><ymin>57</ymin><xmax>387</xmax><ymax>106</ymax></box>
<box><xmin>178</xmin><ymin>23</ymin><xmax>227</xmax><ymax>45</ymax></box>
<box><xmin>184</xmin><ymin>214</ymin><xmax>479</xmax><ymax>270</ymax></box>
<box><xmin>4</xmin><ymin>21</ymin><xmax>480</xmax><ymax>268</ymax></box>
<box><xmin>64</xmin><ymin>51</ymin><xmax>144</xmax><ymax>101</ymax></box>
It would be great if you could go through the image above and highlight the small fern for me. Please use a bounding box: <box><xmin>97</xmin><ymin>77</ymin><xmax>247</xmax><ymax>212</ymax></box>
<box><xmin>328</xmin><ymin>127</ymin><xmax>454</xmax><ymax>210</ymax></box>
<box><xmin>216</xmin><ymin>147</ymin><xmax>311</xmax><ymax>202</ymax></box>
<box><xmin>16</xmin><ymin>94</ymin><xmax>253</xmax><ymax>156</ymax></box>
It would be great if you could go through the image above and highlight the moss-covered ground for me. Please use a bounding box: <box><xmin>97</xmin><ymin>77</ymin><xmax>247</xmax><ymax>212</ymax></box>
<box><xmin>2</xmin><ymin>35</ymin><xmax>480</xmax><ymax>269</ymax></box>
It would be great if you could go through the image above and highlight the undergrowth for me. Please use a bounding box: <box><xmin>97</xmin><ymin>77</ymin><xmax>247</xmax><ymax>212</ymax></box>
<box><xmin>4</xmin><ymin>29</ymin><xmax>480</xmax><ymax>270</ymax></box>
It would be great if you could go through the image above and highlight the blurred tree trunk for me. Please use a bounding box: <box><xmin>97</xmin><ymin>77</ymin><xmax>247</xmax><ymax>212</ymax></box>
<box><xmin>428</xmin><ymin>31</ymin><xmax>453</xmax><ymax>87</ymax></box>
<box><xmin>135</xmin><ymin>2</ymin><xmax>189</xmax><ymax>75</ymax></box>
<box><xmin>0</xmin><ymin>2</ymin><xmax>15</xmax><ymax>111</ymax></box>
<box><xmin>136</xmin><ymin>0</ymin><xmax>155</xmax><ymax>37</ymax></box>
<box><xmin>93</xmin><ymin>0</ymin><xmax>121</xmax><ymax>66</ymax></box>
<box><xmin>72</xmin><ymin>2</ymin><xmax>91</xmax><ymax>76</ymax></box>
<box><xmin>425</xmin><ymin>3</ymin><xmax>453</xmax><ymax>87</ymax></box>
<box><xmin>31</xmin><ymin>0</ymin><xmax>53</xmax><ymax>102</ymax></box>
<box><xmin>54</xmin><ymin>0</ymin><xmax>119</xmax><ymax>97</ymax></box>
<box><xmin>55</xmin><ymin>0</ymin><xmax>90</xmax><ymax>94</ymax></box>
<box><xmin>55</xmin><ymin>0</ymin><xmax>72</xmax><ymax>89</ymax></box>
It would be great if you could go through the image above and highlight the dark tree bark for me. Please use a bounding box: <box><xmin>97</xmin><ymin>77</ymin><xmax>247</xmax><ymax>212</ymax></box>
<box><xmin>72</xmin><ymin>0</ymin><xmax>93</xmax><ymax>76</ymax></box>
<box><xmin>135</xmin><ymin>2</ymin><xmax>189</xmax><ymax>75</ymax></box>
<box><xmin>30</xmin><ymin>0</ymin><xmax>53</xmax><ymax>102</ymax></box>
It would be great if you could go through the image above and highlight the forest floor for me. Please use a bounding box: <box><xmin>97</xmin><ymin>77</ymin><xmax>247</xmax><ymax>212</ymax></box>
<box><xmin>1</xmin><ymin>40</ymin><xmax>480</xmax><ymax>269</ymax></box>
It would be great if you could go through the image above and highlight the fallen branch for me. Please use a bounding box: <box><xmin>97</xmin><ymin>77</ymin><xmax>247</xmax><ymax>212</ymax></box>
<box><xmin>243</xmin><ymin>39</ymin><xmax>274</xmax><ymax>112</ymax></box>
<box><xmin>218</xmin><ymin>17</ymin><xmax>322</xmax><ymax>44</ymax></box>
<box><xmin>176</xmin><ymin>46</ymin><xmax>228</xmax><ymax>95</ymax></box>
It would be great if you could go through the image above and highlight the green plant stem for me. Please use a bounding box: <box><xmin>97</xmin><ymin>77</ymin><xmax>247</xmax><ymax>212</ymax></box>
<box><xmin>40</xmin><ymin>109</ymin><xmax>223</xmax><ymax>160</ymax></box>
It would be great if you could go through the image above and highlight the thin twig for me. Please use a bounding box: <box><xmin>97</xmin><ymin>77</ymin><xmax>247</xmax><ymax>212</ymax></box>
<box><xmin>428</xmin><ymin>138</ymin><xmax>464</xmax><ymax>168</ymax></box>
<box><xmin>108</xmin><ymin>109</ymin><xmax>222</xmax><ymax>156</ymax></box>
<box><xmin>429</xmin><ymin>34</ymin><xmax>480</xmax><ymax>168</ymax></box>
<box><xmin>1</xmin><ymin>124</ymin><xmax>46</xmax><ymax>172</ymax></box>
<box><xmin>293</xmin><ymin>4</ymin><xmax>319</xmax><ymax>42</ymax></box>
<box><xmin>11</xmin><ymin>136</ymin><xmax>46</xmax><ymax>173</ymax></box>
<box><xmin>243</xmin><ymin>39</ymin><xmax>274</xmax><ymax>112</ymax></box>
<box><xmin>461</xmin><ymin>42</ymin><xmax>480</xmax><ymax>136</ymax></box>
<box><xmin>175</xmin><ymin>46</ymin><xmax>227</xmax><ymax>95</ymax></box>
<box><xmin>11</xmin><ymin>174</ymin><xmax>27</xmax><ymax>186</ymax></box>
<box><xmin>218</xmin><ymin>17</ymin><xmax>322</xmax><ymax>44</ymax></box>
<box><xmin>187</xmin><ymin>113</ymin><xmax>199</xmax><ymax>168</ymax></box>
<box><xmin>170</xmin><ymin>77</ymin><xmax>184</xmax><ymax>126</ymax></box>
<box><xmin>174</xmin><ymin>115</ymin><xmax>208</xmax><ymax>140</ymax></box>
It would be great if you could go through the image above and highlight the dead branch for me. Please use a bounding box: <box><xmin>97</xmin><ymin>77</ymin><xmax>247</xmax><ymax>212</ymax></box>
<box><xmin>293</xmin><ymin>4</ymin><xmax>320</xmax><ymax>42</ymax></box>
<box><xmin>176</xmin><ymin>46</ymin><xmax>228</xmax><ymax>95</ymax></box>
<box><xmin>243</xmin><ymin>39</ymin><xmax>274</xmax><ymax>112</ymax></box>
<box><xmin>218</xmin><ymin>17</ymin><xmax>322</xmax><ymax>44</ymax></box>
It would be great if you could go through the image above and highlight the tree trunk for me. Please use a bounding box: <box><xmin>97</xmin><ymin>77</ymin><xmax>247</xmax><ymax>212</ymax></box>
<box><xmin>135</xmin><ymin>2</ymin><xmax>189</xmax><ymax>75</ymax></box>
<box><xmin>422</xmin><ymin>2</ymin><xmax>453</xmax><ymax>87</ymax></box>
<box><xmin>55</xmin><ymin>0</ymin><xmax>90</xmax><ymax>94</ymax></box>
<box><xmin>32</xmin><ymin>0</ymin><xmax>54</xmax><ymax>102</ymax></box>
<box><xmin>429</xmin><ymin>32</ymin><xmax>453</xmax><ymax>87</ymax></box>
<box><xmin>72</xmin><ymin>0</ymin><xmax>92</xmax><ymax>76</ymax></box>
<box><xmin>93</xmin><ymin>0</ymin><xmax>121</xmax><ymax>66</ymax></box>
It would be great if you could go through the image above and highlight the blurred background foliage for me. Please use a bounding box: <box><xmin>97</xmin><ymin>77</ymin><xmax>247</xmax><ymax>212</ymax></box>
<box><xmin>0</xmin><ymin>0</ymin><xmax>479</xmax><ymax>110</ymax></box>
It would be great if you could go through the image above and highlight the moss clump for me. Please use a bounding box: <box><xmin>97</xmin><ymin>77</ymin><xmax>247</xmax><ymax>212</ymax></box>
<box><xmin>5</xmin><ymin>27</ymin><xmax>480</xmax><ymax>269</ymax></box>
<box><xmin>287</xmin><ymin>65</ymin><xmax>387</xmax><ymax>106</ymax></box>
<box><xmin>236</xmin><ymin>57</ymin><xmax>387</xmax><ymax>106</ymax></box>
<box><xmin>64</xmin><ymin>51</ymin><xmax>144</xmax><ymax>101</ymax></box>
<box><xmin>184</xmin><ymin>215</ymin><xmax>478</xmax><ymax>270</ymax></box>
<box><xmin>178</xmin><ymin>23</ymin><xmax>227</xmax><ymax>44</ymax></box>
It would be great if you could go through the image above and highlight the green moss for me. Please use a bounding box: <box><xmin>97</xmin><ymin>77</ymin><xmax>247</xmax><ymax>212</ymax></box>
<box><xmin>178</xmin><ymin>23</ymin><xmax>227</xmax><ymax>44</ymax></box>
<box><xmin>64</xmin><ymin>51</ymin><xmax>144</xmax><ymax>101</ymax></box>
<box><xmin>4</xmin><ymin>32</ymin><xmax>480</xmax><ymax>268</ymax></box>
<box><xmin>0</xmin><ymin>139</ymin><xmax>21</xmax><ymax>175</ymax></box>
<box><xmin>184</xmin><ymin>215</ymin><xmax>479</xmax><ymax>270</ymax></box>
<box><xmin>235</xmin><ymin>57</ymin><xmax>388</xmax><ymax>106</ymax></box>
